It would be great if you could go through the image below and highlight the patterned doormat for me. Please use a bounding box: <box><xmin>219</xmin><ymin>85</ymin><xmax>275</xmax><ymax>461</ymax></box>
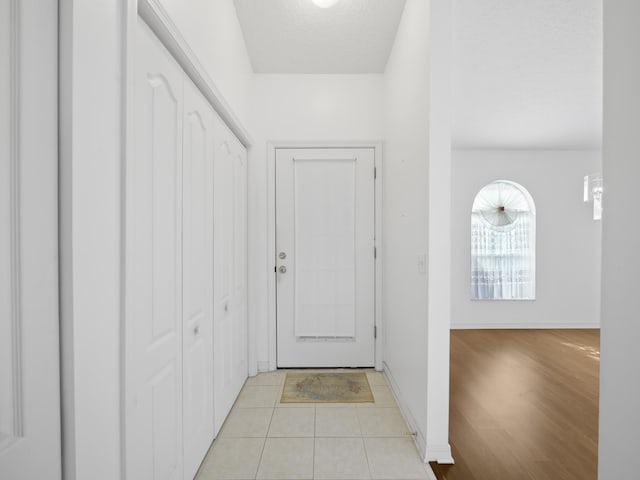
<box><xmin>281</xmin><ymin>372</ymin><xmax>374</xmax><ymax>403</ymax></box>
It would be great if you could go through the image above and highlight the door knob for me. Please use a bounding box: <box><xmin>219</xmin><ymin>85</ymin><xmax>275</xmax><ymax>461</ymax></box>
<box><xmin>279</xmin><ymin>251</ymin><xmax>287</xmax><ymax>260</ymax></box>
<box><xmin>278</xmin><ymin>265</ymin><xmax>287</xmax><ymax>274</ymax></box>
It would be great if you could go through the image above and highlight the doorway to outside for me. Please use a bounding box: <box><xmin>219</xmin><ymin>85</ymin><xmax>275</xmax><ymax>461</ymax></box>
<box><xmin>273</xmin><ymin>147</ymin><xmax>379</xmax><ymax>368</ymax></box>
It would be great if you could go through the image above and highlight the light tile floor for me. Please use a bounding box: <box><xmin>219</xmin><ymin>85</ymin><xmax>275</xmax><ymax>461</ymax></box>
<box><xmin>196</xmin><ymin>369</ymin><xmax>432</xmax><ymax>480</ymax></box>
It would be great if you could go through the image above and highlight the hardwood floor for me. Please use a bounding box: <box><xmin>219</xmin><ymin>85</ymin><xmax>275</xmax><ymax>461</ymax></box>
<box><xmin>430</xmin><ymin>329</ymin><xmax>599</xmax><ymax>480</ymax></box>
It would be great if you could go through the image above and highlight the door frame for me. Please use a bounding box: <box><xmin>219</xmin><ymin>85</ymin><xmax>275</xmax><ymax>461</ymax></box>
<box><xmin>266</xmin><ymin>141</ymin><xmax>383</xmax><ymax>371</ymax></box>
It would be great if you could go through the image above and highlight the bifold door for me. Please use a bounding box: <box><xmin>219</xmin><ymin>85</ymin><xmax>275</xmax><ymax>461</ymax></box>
<box><xmin>127</xmin><ymin>19</ymin><xmax>248</xmax><ymax>480</ymax></box>
<box><xmin>182</xmin><ymin>76</ymin><xmax>215</xmax><ymax>479</ymax></box>
<box><xmin>213</xmin><ymin>120</ymin><xmax>248</xmax><ymax>435</ymax></box>
<box><xmin>275</xmin><ymin>148</ymin><xmax>376</xmax><ymax>368</ymax></box>
<box><xmin>128</xmin><ymin>20</ymin><xmax>185</xmax><ymax>480</ymax></box>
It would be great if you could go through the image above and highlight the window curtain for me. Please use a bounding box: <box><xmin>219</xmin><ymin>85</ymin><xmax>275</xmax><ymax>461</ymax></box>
<box><xmin>471</xmin><ymin>212</ymin><xmax>535</xmax><ymax>300</ymax></box>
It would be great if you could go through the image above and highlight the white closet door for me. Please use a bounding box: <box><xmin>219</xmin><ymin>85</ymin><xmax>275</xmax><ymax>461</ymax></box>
<box><xmin>127</xmin><ymin>20</ymin><xmax>184</xmax><ymax>480</ymax></box>
<box><xmin>182</xmin><ymin>78</ymin><xmax>215</xmax><ymax>479</ymax></box>
<box><xmin>0</xmin><ymin>1</ymin><xmax>61</xmax><ymax>477</ymax></box>
<box><xmin>213</xmin><ymin>119</ymin><xmax>248</xmax><ymax>435</ymax></box>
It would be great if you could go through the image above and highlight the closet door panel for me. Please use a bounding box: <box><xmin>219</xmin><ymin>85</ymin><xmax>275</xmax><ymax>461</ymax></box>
<box><xmin>213</xmin><ymin>119</ymin><xmax>248</xmax><ymax>435</ymax></box>
<box><xmin>182</xmin><ymin>77</ymin><xmax>215</xmax><ymax>480</ymax></box>
<box><xmin>232</xmin><ymin>138</ymin><xmax>248</xmax><ymax>392</ymax></box>
<box><xmin>127</xmin><ymin>20</ymin><xmax>184</xmax><ymax>480</ymax></box>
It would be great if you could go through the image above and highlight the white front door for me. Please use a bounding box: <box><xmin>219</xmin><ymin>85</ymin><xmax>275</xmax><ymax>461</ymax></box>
<box><xmin>276</xmin><ymin>148</ymin><xmax>376</xmax><ymax>368</ymax></box>
<box><xmin>182</xmin><ymin>77</ymin><xmax>215</xmax><ymax>480</ymax></box>
<box><xmin>213</xmin><ymin>119</ymin><xmax>248</xmax><ymax>434</ymax></box>
<box><xmin>0</xmin><ymin>0</ymin><xmax>61</xmax><ymax>478</ymax></box>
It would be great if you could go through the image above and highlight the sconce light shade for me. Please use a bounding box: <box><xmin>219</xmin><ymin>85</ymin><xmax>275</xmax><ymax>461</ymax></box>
<box><xmin>312</xmin><ymin>0</ymin><xmax>340</xmax><ymax>8</ymax></box>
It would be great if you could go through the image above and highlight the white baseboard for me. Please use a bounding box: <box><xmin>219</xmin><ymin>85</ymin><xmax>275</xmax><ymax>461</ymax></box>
<box><xmin>451</xmin><ymin>322</ymin><xmax>600</xmax><ymax>330</ymax></box>
<box><xmin>426</xmin><ymin>444</ymin><xmax>454</xmax><ymax>464</ymax></box>
<box><xmin>257</xmin><ymin>361</ymin><xmax>272</xmax><ymax>372</ymax></box>
<box><xmin>382</xmin><ymin>361</ymin><xmax>427</xmax><ymax>458</ymax></box>
<box><xmin>383</xmin><ymin>363</ymin><xmax>455</xmax><ymax>467</ymax></box>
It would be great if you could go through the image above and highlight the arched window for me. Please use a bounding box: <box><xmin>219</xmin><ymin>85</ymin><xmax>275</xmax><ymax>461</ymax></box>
<box><xmin>471</xmin><ymin>180</ymin><xmax>536</xmax><ymax>300</ymax></box>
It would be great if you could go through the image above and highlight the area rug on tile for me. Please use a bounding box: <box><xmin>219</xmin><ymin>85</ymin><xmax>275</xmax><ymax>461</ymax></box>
<box><xmin>281</xmin><ymin>372</ymin><xmax>374</xmax><ymax>403</ymax></box>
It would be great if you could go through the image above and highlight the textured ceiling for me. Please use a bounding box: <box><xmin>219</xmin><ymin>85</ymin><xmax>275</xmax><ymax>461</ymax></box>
<box><xmin>233</xmin><ymin>0</ymin><xmax>406</xmax><ymax>73</ymax></box>
<box><xmin>452</xmin><ymin>0</ymin><xmax>603</xmax><ymax>149</ymax></box>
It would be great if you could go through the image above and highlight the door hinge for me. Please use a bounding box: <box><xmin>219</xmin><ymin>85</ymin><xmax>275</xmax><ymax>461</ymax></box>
<box><xmin>374</xmin><ymin>166</ymin><xmax>377</xmax><ymax>179</ymax></box>
<box><xmin>374</xmin><ymin>325</ymin><xmax>377</xmax><ymax>339</ymax></box>
<box><xmin>374</xmin><ymin>246</ymin><xmax>377</xmax><ymax>259</ymax></box>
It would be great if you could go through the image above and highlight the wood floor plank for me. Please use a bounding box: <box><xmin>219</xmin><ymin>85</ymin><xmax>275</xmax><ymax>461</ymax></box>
<box><xmin>431</xmin><ymin>329</ymin><xmax>599</xmax><ymax>480</ymax></box>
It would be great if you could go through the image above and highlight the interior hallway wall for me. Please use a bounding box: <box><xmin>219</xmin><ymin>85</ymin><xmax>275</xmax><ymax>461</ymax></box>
<box><xmin>383</xmin><ymin>0</ymin><xmax>442</xmax><ymax>460</ymax></box>
<box><xmin>451</xmin><ymin>149</ymin><xmax>602</xmax><ymax>329</ymax></box>
<box><xmin>382</xmin><ymin>0</ymin><xmax>453</xmax><ymax>462</ymax></box>
<box><xmin>599</xmin><ymin>1</ymin><xmax>640</xmax><ymax>476</ymax></box>
<box><xmin>249</xmin><ymin>74</ymin><xmax>385</xmax><ymax>369</ymax></box>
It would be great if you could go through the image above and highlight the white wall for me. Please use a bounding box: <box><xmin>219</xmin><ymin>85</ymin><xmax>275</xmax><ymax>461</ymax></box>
<box><xmin>599</xmin><ymin>1</ymin><xmax>640</xmax><ymax>477</ymax></box>
<box><xmin>59</xmin><ymin>1</ymin><xmax>123</xmax><ymax>479</ymax></box>
<box><xmin>156</xmin><ymin>0</ymin><xmax>254</xmax><ymax>128</ymax></box>
<box><xmin>252</xmin><ymin>75</ymin><xmax>384</xmax><ymax>141</ymax></box>
<box><xmin>451</xmin><ymin>149</ymin><xmax>602</xmax><ymax>329</ymax></box>
<box><xmin>250</xmin><ymin>74</ymin><xmax>385</xmax><ymax>369</ymax></box>
<box><xmin>383</xmin><ymin>0</ymin><xmax>452</xmax><ymax>462</ymax></box>
<box><xmin>450</xmin><ymin>0</ymin><xmax>602</xmax><ymax>150</ymax></box>
<box><xmin>425</xmin><ymin>0</ymin><xmax>453</xmax><ymax>462</ymax></box>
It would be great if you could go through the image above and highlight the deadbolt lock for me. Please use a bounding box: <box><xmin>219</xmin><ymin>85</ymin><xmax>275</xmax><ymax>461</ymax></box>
<box><xmin>279</xmin><ymin>252</ymin><xmax>287</xmax><ymax>260</ymax></box>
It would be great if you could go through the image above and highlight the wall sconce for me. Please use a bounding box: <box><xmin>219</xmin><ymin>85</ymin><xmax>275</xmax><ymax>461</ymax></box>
<box><xmin>584</xmin><ymin>173</ymin><xmax>603</xmax><ymax>220</ymax></box>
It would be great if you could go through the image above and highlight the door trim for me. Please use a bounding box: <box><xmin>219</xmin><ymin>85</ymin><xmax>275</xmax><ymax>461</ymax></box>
<box><xmin>266</xmin><ymin>141</ymin><xmax>383</xmax><ymax>371</ymax></box>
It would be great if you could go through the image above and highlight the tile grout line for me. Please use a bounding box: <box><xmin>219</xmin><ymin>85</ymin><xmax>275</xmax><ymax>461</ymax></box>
<box><xmin>253</xmin><ymin>397</ymin><xmax>277</xmax><ymax>480</ymax></box>
<box><xmin>355</xmin><ymin>401</ymin><xmax>373</xmax><ymax>480</ymax></box>
<box><xmin>312</xmin><ymin>405</ymin><xmax>316</xmax><ymax>479</ymax></box>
